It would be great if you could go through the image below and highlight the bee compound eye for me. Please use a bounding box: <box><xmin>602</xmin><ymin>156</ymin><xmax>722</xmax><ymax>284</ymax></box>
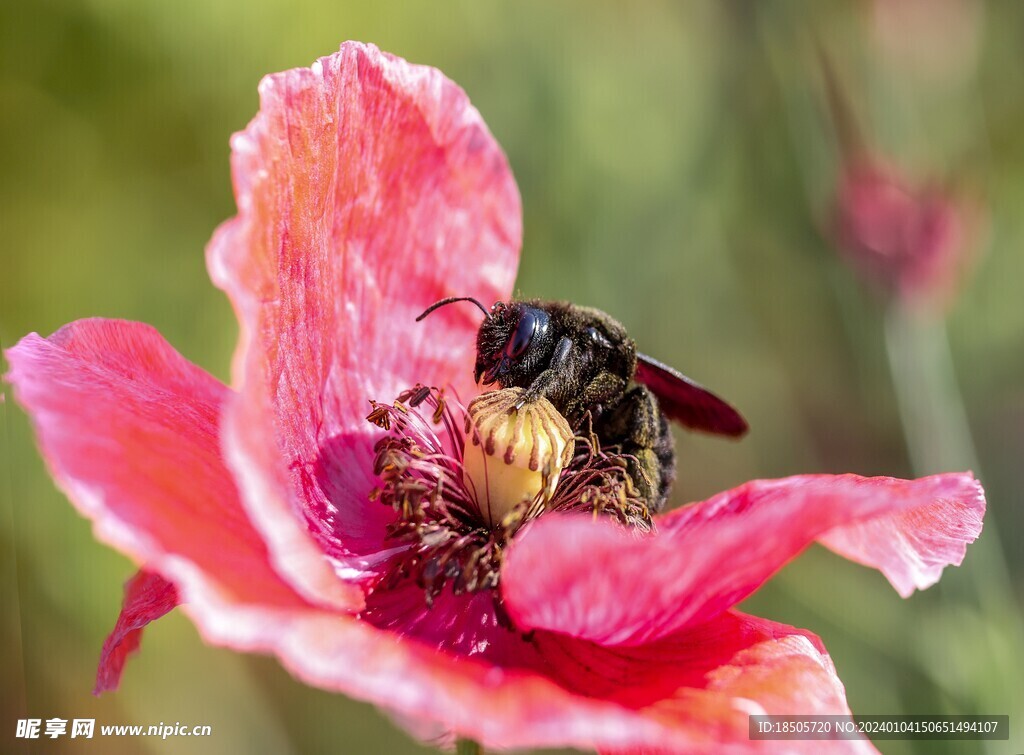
<box><xmin>506</xmin><ymin>311</ymin><xmax>537</xmax><ymax>359</ymax></box>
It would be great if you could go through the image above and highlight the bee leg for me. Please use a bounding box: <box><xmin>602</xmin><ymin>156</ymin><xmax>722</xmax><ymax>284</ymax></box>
<box><xmin>594</xmin><ymin>385</ymin><xmax>676</xmax><ymax>514</ymax></box>
<box><xmin>566</xmin><ymin>371</ymin><xmax>627</xmax><ymax>421</ymax></box>
<box><xmin>517</xmin><ymin>336</ymin><xmax>576</xmax><ymax>408</ymax></box>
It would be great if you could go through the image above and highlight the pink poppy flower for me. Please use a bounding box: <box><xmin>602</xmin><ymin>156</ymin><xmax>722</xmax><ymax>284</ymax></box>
<box><xmin>6</xmin><ymin>42</ymin><xmax>986</xmax><ymax>752</ymax></box>
<box><xmin>833</xmin><ymin>159</ymin><xmax>981</xmax><ymax>308</ymax></box>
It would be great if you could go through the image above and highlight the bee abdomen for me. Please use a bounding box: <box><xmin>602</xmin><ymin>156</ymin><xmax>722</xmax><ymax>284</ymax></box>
<box><xmin>594</xmin><ymin>384</ymin><xmax>676</xmax><ymax>514</ymax></box>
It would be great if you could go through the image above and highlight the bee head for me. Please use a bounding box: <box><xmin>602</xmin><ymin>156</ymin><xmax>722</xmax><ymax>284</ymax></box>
<box><xmin>416</xmin><ymin>297</ymin><xmax>553</xmax><ymax>389</ymax></box>
<box><xmin>473</xmin><ymin>301</ymin><xmax>552</xmax><ymax>387</ymax></box>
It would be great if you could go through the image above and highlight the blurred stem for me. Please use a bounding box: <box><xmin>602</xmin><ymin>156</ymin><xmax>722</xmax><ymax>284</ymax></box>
<box><xmin>883</xmin><ymin>303</ymin><xmax>980</xmax><ymax>475</ymax></box>
<box><xmin>883</xmin><ymin>302</ymin><xmax>1013</xmax><ymax>595</ymax></box>
<box><xmin>884</xmin><ymin>302</ymin><xmax>1023</xmax><ymax>712</ymax></box>
<box><xmin>1</xmin><ymin>364</ymin><xmax>29</xmax><ymax>720</ymax></box>
<box><xmin>454</xmin><ymin>738</ymin><xmax>482</xmax><ymax>755</ymax></box>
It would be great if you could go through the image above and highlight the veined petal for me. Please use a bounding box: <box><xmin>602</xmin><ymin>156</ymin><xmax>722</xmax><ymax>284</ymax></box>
<box><xmin>555</xmin><ymin>611</ymin><xmax>875</xmax><ymax>754</ymax></box>
<box><xmin>502</xmin><ymin>473</ymin><xmax>984</xmax><ymax>645</ymax></box>
<box><xmin>817</xmin><ymin>492</ymin><xmax>984</xmax><ymax>597</ymax></box>
<box><xmin>94</xmin><ymin>570</ymin><xmax>178</xmax><ymax>694</ymax></box>
<box><xmin>180</xmin><ymin>556</ymin><xmax>871</xmax><ymax>755</ymax></box>
<box><xmin>4</xmin><ymin>320</ymin><xmax>359</xmax><ymax>667</ymax></box>
<box><xmin>206</xmin><ymin>42</ymin><xmax>521</xmax><ymax>599</ymax></box>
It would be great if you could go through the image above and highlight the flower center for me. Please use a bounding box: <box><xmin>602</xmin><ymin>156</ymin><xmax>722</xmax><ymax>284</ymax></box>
<box><xmin>366</xmin><ymin>385</ymin><xmax>651</xmax><ymax>605</ymax></box>
<box><xmin>462</xmin><ymin>388</ymin><xmax>574</xmax><ymax>528</ymax></box>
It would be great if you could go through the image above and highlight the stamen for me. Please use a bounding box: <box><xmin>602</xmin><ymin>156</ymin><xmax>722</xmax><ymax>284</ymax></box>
<box><xmin>546</xmin><ymin>431</ymin><xmax>653</xmax><ymax>531</ymax></box>
<box><xmin>366</xmin><ymin>385</ymin><xmax>653</xmax><ymax>606</ymax></box>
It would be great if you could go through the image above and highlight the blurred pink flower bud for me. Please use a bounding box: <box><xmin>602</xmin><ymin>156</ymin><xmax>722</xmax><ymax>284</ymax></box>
<box><xmin>833</xmin><ymin>159</ymin><xmax>981</xmax><ymax>309</ymax></box>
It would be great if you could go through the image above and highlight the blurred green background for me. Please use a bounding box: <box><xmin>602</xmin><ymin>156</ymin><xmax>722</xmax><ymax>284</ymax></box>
<box><xmin>2</xmin><ymin>1</ymin><xmax>1022</xmax><ymax>752</ymax></box>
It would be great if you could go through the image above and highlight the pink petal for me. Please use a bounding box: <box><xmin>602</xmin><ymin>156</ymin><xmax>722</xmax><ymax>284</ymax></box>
<box><xmin>94</xmin><ymin>570</ymin><xmax>178</xmax><ymax>694</ymax></box>
<box><xmin>206</xmin><ymin>42</ymin><xmax>521</xmax><ymax>599</ymax></box>
<box><xmin>817</xmin><ymin>493</ymin><xmax>984</xmax><ymax>597</ymax></box>
<box><xmin>543</xmin><ymin>611</ymin><xmax>875</xmax><ymax>754</ymax></box>
<box><xmin>502</xmin><ymin>473</ymin><xmax>984</xmax><ymax>645</ymax></box>
<box><xmin>4</xmin><ymin>319</ymin><xmax>358</xmax><ymax>618</ymax></box>
<box><xmin>177</xmin><ymin>554</ymin><xmax>872</xmax><ymax>754</ymax></box>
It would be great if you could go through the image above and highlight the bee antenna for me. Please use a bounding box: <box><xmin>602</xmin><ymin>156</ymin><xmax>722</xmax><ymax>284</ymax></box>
<box><xmin>416</xmin><ymin>296</ymin><xmax>490</xmax><ymax>322</ymax></box>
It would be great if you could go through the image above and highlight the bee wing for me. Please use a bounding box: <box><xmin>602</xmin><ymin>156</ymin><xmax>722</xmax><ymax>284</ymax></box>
<box><xmin>635</xmin><ymin>353</ymin><xmax>748</xmax><ymax>437</ymax></box>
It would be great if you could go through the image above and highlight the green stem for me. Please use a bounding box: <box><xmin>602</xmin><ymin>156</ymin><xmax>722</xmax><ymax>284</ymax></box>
<box><xmin>884</xmin><ymin>302</ymin><xmax>1024</xmax><ymax>736</ymax></box>
<box><xmin>454</xmin><ymin>738</ymin><xmax>482</xmax><ymax>755</ymax></box>
<box><xmin>883</xmin><ymin>303</ymin><xmax>1014</xmax><ymax>593</ymax></box>
<box><xmin>883</xmin><ymin>304</ymin><xmax>980</xmax><ymax>474</ymax></box>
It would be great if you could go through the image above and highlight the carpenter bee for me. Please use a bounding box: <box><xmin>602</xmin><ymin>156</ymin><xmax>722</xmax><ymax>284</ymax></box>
<box><xmin>417</xmin><ymin>297</ymin><xmax>748</xmax><ymax>513</ymax></box>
